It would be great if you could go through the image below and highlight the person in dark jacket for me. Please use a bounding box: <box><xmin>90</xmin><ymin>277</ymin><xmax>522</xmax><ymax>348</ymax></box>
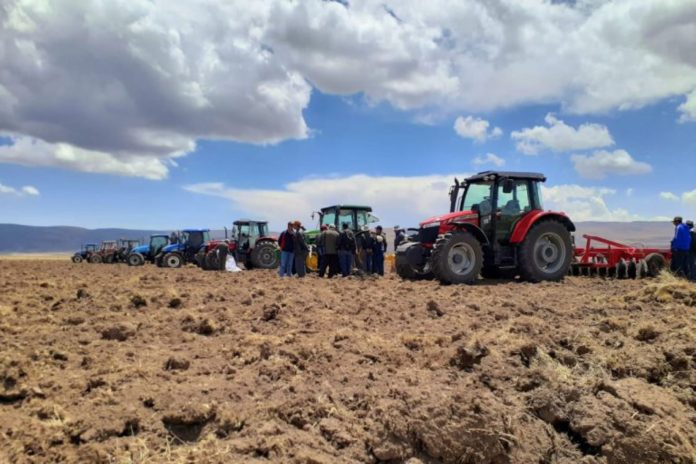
<box><xmin>338</xmin><ymin>222</ymin><xmax>356</xmax><ymax>277</ymax></box>
<box><xmin>293</xmin><ymin>221</ymin><xmax>308</xmax><ymax>278</ymax></box>
<box><xmin>372</xmin><ymin>225</ymin><xmax>388</xmax><ymax>276</ymax></box>
<box><xmin>359</xmin><ymin>227</ymin><xmax>375</xmax><ymax>274</ymax></box>
<box><xmin>394</xmin><ymin>226</ymin><xmax>406</xmax><ymax>250</ymax></box>
<box><xmin>278</xmin><ymin>222</ymin><xmax>295</xmax><ymax>277</ymax></box>
<box><xmin>316</xmin><ymin>224</ymin><xmax>328</xmax><ymax>274</ymax></box>
<box><xmin>670</xmin><ymin>216</ymin><xmax>691</xmax><ymax>277</ymax></box>
<box><xmin>318</xmin><ymin>224</ymin><xmax>340</xmax><ymax>278</ymax></box>
<box><xmin>687</xmin><ymin>220</ymin><xmax>696</xmax><ymax>281</ymax></box>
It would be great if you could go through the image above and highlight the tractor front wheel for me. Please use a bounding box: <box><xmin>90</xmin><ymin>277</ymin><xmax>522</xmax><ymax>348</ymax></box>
<box><xmin>163</xmin><ymin>253</ymin><xmax>183</xmax><ymax>268</ymax></box>
<box><xmin>128</xmin><ymin>253</ymin><xmax>145</xmax><ymax>266</ymax></box>
<box><xmin>251</xmin><ymin>242</ymin><xmax>280</xmax><ymax>269</ymax></box>
<box><xmin>89</xmin><ymin>254</ymin><xmax>102</xmax><ymax>264</ymax></box>
<box><xmin>431</xmin><ymin>232</ymin><xmax>483</xmax><ymax>285</ymax></box>
<box><xmin>395</xmin><ymin>242</ymin><xmax>434</xmax><ymax>280</ymax></box>
<box><xmin>72</xmin><ymin>255</ymin><xmax>83</xmax><ymax>263</ymax></box>
<box><xmin>644</xmin><ymin>253</ymin><xmax>667</xmax><ymax>277</ymax></box>
<box><xmin>518</xmin><ymin>220</ymin><xmax>572</xmax><ymax>282</ymax></box>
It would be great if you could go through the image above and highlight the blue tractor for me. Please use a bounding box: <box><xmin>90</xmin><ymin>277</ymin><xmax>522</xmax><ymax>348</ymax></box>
<box><xmin>71</xmin><ymin>243</ymin><xmax>98</xmax><ymax>263</ymax></box>
<box><xmin>127</xmin><ymin>234</ymin><xmax>170</xmax><ymax>266</ymax></box>
<box><xmin>155</xmin><ymin>229</ymin><xmax>210</xmax><ymax>268</ymax></box>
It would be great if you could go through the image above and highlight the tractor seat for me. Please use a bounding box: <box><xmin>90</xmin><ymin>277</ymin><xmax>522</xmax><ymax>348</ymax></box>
<box><xmin>501</xmin><ymin>199</ymin><xmax>520</xmax><ymax>216</ymax></box>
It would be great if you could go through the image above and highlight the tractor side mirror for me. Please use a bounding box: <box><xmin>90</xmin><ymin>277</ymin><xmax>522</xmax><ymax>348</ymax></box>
<box><xmin>502</xmin><ymin>179</ymin><xmax>514</xmax><ymax>194</ymax></box>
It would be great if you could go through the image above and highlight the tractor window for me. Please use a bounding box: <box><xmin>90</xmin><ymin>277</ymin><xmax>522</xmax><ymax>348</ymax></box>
<box><xmin>461</xmin><ymin>182</ymin><xmax>493</xmax><ymax>215</ymax></box>
<box><xmin>320</xmin><ymin>210</ymin><xmax>336</xmax><ymax>228</ymax></box>
<box><xmin>203</xmin><ymin>231</ymin><xmax>210</xmax><ymax>242</ymax></box>
<box><xmin>180</xmin><ymin>232</ymin><xmax>190</xmax><ymax>244</ymax></box>
<box><xmin>238</xmin><ymin>224</ymin><xmax>250</xmax><ymax>238</ymax></box>
<box><xmin>257</xmin><ymin>223</ymin><xmax>268</xmax><ymax>237</ymax></box>
<box><xmin>356</xmin><ymin>211</ymin><xmax>370</xmax><ymax>229</ymax></box>
<box><xmin>497</xmin><ymin>181</ymin><xmax>531</xmax><ymax>217</ymax></box>
<box><xmin>151</xmin><ymin>236</ymin><xmax>168</xmax><ymax>250</ymax></box>
<box><xmin>338</xmin><ymin>209</ymin><xmax>356</xmax><ymax>230</ymax></box>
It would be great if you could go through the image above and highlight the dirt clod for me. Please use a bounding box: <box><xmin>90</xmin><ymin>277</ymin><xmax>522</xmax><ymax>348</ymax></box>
<box><xmin>450</xmin><ymin>341</ymin><xmax>489</xmax><ymax>371</ymax></box>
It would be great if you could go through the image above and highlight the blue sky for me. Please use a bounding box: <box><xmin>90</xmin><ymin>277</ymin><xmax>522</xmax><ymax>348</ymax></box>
<box><xmin>1</xmin><ymin>0</ymin><xmax>695</xmax><ymax>230</ymax></box>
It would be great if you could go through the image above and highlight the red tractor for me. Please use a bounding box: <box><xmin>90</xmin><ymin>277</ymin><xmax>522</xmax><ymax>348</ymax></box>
<box><xmin>396</xmin><ymin>171</ymin><xmax>575</xmax><ymax>284</ymax></box>
<box><xmin>197</xmin><ymin>220</ymin><xmax>280</xmax><ymax>271</ymax></box>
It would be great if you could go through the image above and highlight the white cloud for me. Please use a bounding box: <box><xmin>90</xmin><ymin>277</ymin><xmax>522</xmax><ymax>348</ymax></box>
<box><xmin>571</xmin><ymin>149</ymin><xmax>652</xmax><ymax>180</ymax></box>
<box><xmin>678</xmin><ymin>90</ymin><xmax>696</xmax><ymax>122</ymax></box>
<box><xmin>625</xmin><ymin>188</ymin><xmax>634</xmax><ymax>197</ymax></box>
<box><xmin>660</xmin><ymin>191</ymin><xmax>680</xmax><ymax>202</ymax></box>
<box><xmin>454</xmin><ymin>116</ymin><xmax>502</xmax><ymax>142</ymax></box>
<box><xmin>2</xmin><ymin>0</ymin><xmax>696</xmax><ymax>178</ymax></box>
<box><xmin>511</xmin><ymin>114</ymin><xmax>614</xmax><ymax>155</ymax></box>
<box><xmin>472</xmin><ymin>153</ymin><xmax>505</xmax><ymax>167</ymax></box>
<box><xmin>0</xmin><ymin>180</ymin><xmax>39</xmax><ymax>197</ymax></box>
<box><xmin>683</xmin><ymin>189</ymin><xmax>696</xmax><ymax>207</ymax></box>
<box><xmin>185</xmin><ymin>173</ymin><xmax>465</xmax><ymax>230</ymax></box>
<box><xmin>541</xmin><ymin>184</ymin><xmax>639</xmax><ymax>222</ymax></box>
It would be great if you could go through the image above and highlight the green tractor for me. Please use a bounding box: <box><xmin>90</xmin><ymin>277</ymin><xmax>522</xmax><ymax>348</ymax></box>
<box><xmin>305</xmin><ymin>205</ymin><xmax>379</xmax><ymax>271</ymax></box>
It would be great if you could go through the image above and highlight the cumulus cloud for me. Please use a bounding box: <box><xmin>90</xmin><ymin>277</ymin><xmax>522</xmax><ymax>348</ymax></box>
<box><xmin>472</xmin><ymin>153</ymin><xmax>505</xmax><ymax>167</ymax></box>
<box><xmin>454</xmin><ymin>116</ymin><xmax>502</xmax><ymax>142</ymax></box>
<box><xmin>0</xmin><ymin>180</ymin><xmax>39</xmax><ymax>196</ymax></box>
<box><xmin>660</xmin><ymin>191</ymin><xmax>680</xmax><ymax>201</ymax></box>
<box><xmin>678</xmin><ymin>90</ymin><xmax>696</xmax><ymax>122</ymax></box>
<box><xmin>511</xmin><ymin>114</ymin><xmax>614</xmax><ymax>155</ymax></box>
<box><xmin>2</xmin><ymin>0</ymin><xmax>696</xmax><ymax>178</ymax></box>
<box><xmin>541</xmin><ymin>184</ymin><xmax>639</xmax><ymax>222</ymax></box>
<box><xmin>184</xmin><ymin>174</ymin><xmax>464</xmax><ymax>230</ymax></box>
<box><xmin>682</xmin><ymin>189</ymin><xmax>696</xmax><ymax>207</ymax></box>
<box><xmin>571</xmin><ymin>149</ymin><xmax>652</xmax><ymax>180</ymax></box>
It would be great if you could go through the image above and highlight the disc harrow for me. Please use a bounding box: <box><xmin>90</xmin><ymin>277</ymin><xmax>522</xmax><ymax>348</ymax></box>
<box><xmin>571</xmin><ymin>235</ymin><xmax>671</xmax><ymax>279</ymax></box>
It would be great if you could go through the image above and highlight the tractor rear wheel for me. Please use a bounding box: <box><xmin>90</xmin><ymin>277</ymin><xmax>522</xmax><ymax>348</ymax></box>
<box><xmin>128</xmin><ymin>253</ymin><xmax>145</xmax><ymax>266</ymax></box>
<box><xmin>72</xmin><ymin>255</ymin><xmax>83</xmax><ymax>263</ymax></box>
<box><xmin>163</xmin><ymin>253</ymin><xmax>183</xmax><ymax>268</ymax></box>
<box><xmin>395</xmin><ymin>242</ymin><xmax>434</xmax><ymax>280</ymax></box>
<box><xmin>89</xmin><ymin>254</ymin><xmax>102</xmax><ymax>264</ymax></box>
<box><xmin>251</xmin><ymin>242</ymin><xmax>280</xmax><ymax>269</ymax></box>
<box><xmin>431</xmin><ymin>232</ymin><xmax>483</xmax><ymax>285</ymax></box>
<box><xmin>644</xmin><ymin>253</ymin><xmax>667</xmax><ymax>277</ymax></box>
<box><xmin>518</xmin><ymin>220</ymin><xmax>572</xmax><ymax>282</ymax></box>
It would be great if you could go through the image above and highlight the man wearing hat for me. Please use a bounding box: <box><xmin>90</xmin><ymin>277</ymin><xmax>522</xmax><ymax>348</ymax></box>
<box><xmin>394</xmin><ymin>226</ymin><xmax>406</xmax><ymax>250</ymax></box>
<box><xmin>372</xmin><ymin>225</ymin><xmax>388</xmax><ymax>276</ymax></box>
<box><xmin>293</xmin><ymin>220</ymin><xmax>309</xmax><ymax>278</ymax></box>
<box><xmin>687</xmin><ymin>220</ymin><xmax>696</xmax><ymax>281</ymax></box>
<box><xmin>337</xmin><ymin>222</ymin><xmax>356</xmax><ymax>277</ymax></box>
<box><xmin>670</xmin><ymin>216</ymin><xmax>691</xmax><ymax>277</ymax></box>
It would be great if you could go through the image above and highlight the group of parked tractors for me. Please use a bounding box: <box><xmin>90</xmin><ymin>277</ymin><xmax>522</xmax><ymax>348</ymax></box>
<box><xmin>71</xmin><ymin>171</ymin><xmax>672</xmax><ymax>284</ymax></box>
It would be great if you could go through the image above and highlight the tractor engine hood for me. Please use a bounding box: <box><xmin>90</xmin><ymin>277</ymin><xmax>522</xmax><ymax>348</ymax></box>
<box><xmin>161</xmin><ymin>243</ymin><xmax>182</xmax><ymax>253</ymax></box>
<box><xmin>419</xmin><ymin>210</ymin><xmax>477</xmax><ymax>228</ymax></box>
<box><xmin>132</xmin><ymin>244</ymin><xmax>149</xmax><ymax>254</ymax></box>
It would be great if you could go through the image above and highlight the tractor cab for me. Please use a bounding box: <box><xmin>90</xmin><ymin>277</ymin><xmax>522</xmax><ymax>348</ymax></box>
<box><xmin>314</xmin><ymin>205</ymin><xmax>379</xmax><ymax>233</ymax></box>
<box><xmin>444</xmin><ymin>171</ymin><xmax>545</xmax><ymax>249</ymax></box>
<box><xmin>84</xmin><ymin>243</ymin><xmax>97</xmax><ymax>253</ymax></box>
<box><xmin>100</xmin><ymin>240</ymin><xmax>117</xmax><ymax>252</ymax></box>
<box><xmin>148</xmin><ymin>234</ymin><xmax>169</xmax><ymax>256</ymax></box>
<box><xmin>231</xmin><ymin>220</ymin><xmax>270</xmax><ymax>252</ymax></box>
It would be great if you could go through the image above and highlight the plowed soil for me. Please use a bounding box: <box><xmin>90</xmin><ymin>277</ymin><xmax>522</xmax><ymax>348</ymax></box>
<box><xmin>1</xmin><ymin>260</ymin><xmax>695</xmax><ymax>464</ymax></box>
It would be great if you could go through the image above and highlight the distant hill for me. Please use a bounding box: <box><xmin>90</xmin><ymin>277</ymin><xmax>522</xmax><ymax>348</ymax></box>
<box><xmin>0</xmin><ymin>221</ymin><xmax>676</xmax><ymax>254</ymax></box>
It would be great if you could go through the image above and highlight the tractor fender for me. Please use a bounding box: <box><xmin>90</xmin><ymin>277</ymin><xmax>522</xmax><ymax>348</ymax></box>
<box><xmin>509</xmin><ymin>211</ymin><xmax>576</xmax><ymax>244</ymax></box>
<box><xmin>451</xmin><ymin>222</ymin><xmax>489</xmax><ymax>245</ymax></box>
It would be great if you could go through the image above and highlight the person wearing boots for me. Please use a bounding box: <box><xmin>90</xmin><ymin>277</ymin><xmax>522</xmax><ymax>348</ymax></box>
<box><xmin>293</xmin><ymin>220</ymin><xmax>308</xmax><ymax>278</ymax></box>
<box><xmin>338</xmin><ymin>222</ymin><xmax>356</xmax><ymax>277</ymax></box>
<box><xmin>372</xmin><ymin>225</ymin><xmax>387</xmax><ymax>276</ymax></box>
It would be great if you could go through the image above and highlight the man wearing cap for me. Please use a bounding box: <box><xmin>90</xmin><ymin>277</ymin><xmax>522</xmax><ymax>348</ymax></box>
<box><xmin>278</xmin><ymin>222</ymin><xmax>295</xmax><ymax>277</ymax></box>
<box><xmin>293</xmin><ymin>220</ymin><xmax>309</xmax><ymax>278</ymax></box>
<box><xmin>337</xmin><ymin>222</ymin><xmax>356</xmax><ymax>277</ymax></box>
<box><xmin>687</xmin><ymin>220</ymin><xmax>696</xmax><ymax>281</ymax></box>
<box><xmin>394</xmin><ymin>226</ymin><xmax>406</xmax><ymax>250</ymax></box>
<box><xmin>670</xmin><ymin>216</ymin><xmax>691</xmax><ymax>277</ymax></box>
<box><xmin>372</xmin><ymin>225</ymin><xmax>388</xmax><ymax>276</ymax></box>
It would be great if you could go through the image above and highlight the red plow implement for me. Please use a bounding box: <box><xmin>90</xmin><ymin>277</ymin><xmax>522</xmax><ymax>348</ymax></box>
<box><xmin>571</xmin><ymin>235</ymin><xmax>672</xmax><ymax>279</ymax></box>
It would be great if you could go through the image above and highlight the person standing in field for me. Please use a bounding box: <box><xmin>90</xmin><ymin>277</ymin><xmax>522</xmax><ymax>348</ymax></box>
<box><xmin>338</xmin><ymin>222</ymin><xmax>356</xmax><ymax>277</ymax></box>
<box><xmin>278</xmin><ymin>222</ymin><xmax>295</xmax><ymax>277</ymax></box>
<box><xmin>394</xmin><ymin>226</ymin><xmax>406</xmax><ymax>250</ymax></box>
<box><xmin>372</xmin><ymin>226</ymin><xmax>388</xmax><ymax>276</ymax></box>
<box><xmin>670</xmin><ymin>216</ymin><xmax>691</xmax><ymax>277</ymax></box>
<box><xmin>318</xmin><ymin>224</ymin><xmax>340</xmax><ymax>278</ymax></box>
<box><xmin>316</xmin><ymin>224</ymin><xmax>328</xmax><ymax>275</ymax></box>
<box><xmin>293</xmin><ymin>220</ymin><xmax>308</xmax><ymax>278</ymax></box>
<box><xmin>359</xmin><ymin>226</ymin><xmax>375</xmax><ymax>274</ymax></box>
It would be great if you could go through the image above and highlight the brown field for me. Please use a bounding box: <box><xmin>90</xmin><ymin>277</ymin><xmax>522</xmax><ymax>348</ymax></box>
<box><xmin>1</xmin><ymin>260</ymin><xmax>695</xmax><ymax>464</ymax></box>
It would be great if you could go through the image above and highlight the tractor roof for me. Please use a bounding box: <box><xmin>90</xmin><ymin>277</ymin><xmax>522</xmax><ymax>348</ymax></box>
<box><xmin>466</xmin><ymin>171</ymin><xmax>547</xmax><ymax>183</ymax></box>
<box><xmin>85</xmin><ymin>243</ymin><xmax>97</xmax><ymax>246</ymax></box>
<box><xmin>321</xmin><ymin>205</ymin><xmax>373</xmax><ymax>212</ymax></box>
<box><xmin>233</xmin><ymin>219</ymin><xmax>267</xmax><ymax>225</ymax></box>
<box><xmin>150</xmin><ymin>234</ymin><xmax>169</xmax><ymax>238</ymax></box>
<box><xmin>181</xmin><ymin>228</ymin><xmax>209</xmax><ymax>233</ymax></box>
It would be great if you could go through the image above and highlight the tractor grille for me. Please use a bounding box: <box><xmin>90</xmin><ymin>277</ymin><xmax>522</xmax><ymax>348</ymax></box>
<box><xmin>418</xmin><ymin>225</ymin><xmax>440</xmax><ymax>244</ymax></box>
